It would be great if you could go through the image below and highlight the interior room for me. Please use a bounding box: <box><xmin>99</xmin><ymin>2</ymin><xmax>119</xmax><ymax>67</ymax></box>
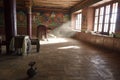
<box><xmin>0</xmin><ymin>0</ymin><xmax>120</xmax><ymax>80</ymax></box>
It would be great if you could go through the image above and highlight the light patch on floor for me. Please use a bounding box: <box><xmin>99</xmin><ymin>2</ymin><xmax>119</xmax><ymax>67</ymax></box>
<box><xmin>40</xmin><ymin>37</ymin><xmax>69</xmax><ymax>45</ymax></box>
<box><xmin>58</xmin><ymin>46</ymin><xmax>80</xmax><ymax>49</ymax></box>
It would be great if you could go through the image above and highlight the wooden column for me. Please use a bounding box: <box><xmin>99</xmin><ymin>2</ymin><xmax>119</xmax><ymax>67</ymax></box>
<box><xmin>4</xmin><ymin>0</ymin><xmax>17</xmax><ymax>54</ymax></box>
<box><xmin>25</xmin><ymin>0</ymin><xmax>32</xmax><ymax>38</ymax></box>
<box><xmin>0</xmin><ymin>36</ymin><xmax>2</xmax><ymax>54</ymax></box>
<box><xmin>27</xmin><ymin>7</ymin><xmax>32</xmax><ymax>38</ymax></box>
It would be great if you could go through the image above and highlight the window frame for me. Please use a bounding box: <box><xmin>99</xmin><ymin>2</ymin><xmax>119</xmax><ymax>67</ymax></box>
<box><xmin>74</xmin><ymin>12</ymin><xmax>82</xmax><ymax>31</ymax></box>
<box><xmin>93</xmin><ymin>1</ymin><xmax>118</xmax><ymax>35</ymax></box>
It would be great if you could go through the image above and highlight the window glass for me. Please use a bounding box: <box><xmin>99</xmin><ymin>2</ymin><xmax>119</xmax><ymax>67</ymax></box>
<box><xmin>105</xmin><ymin>14</ymin><xmax>109</xmax><ymax>23</ymax></box>
<box><xmin>75</xmin><ymin>13</ymin><xmax>82</xmax><ymax>30</ymax></box>
<box><xmin>95</xmin><ymin>9</ymin><xmax>99</xmax><ymax>16</ymax></box>
<box><xmin>94</xmin><ymin>17</ymin><xmax>98</xmax><ymax>24</ymax></box>
<box><xmin>110</xmin><ymin>24</ymin><xmax>115</xmax><ymax>34</ymax></box>
<box><xmin>94</xmin><ymin>24</ymin><xmax>97</xmax><ymax>32</ymax></box>
<box><xmin>100</xmin><ymin>7</ymin><xmax>104</xmax><ymax>15</ymax></box>
<box><xmin>99</xmin><ymin>16</ymin><xmax>103</xmax><ymax>23</ymax></box>
<box><xmin>98</xmin><ymin>24</ymin><xmax>102</xmax><ymax>32</ymax></box>
<box><xmin>104</xmin><ymin>24</ymin><xmax>108</xmax><ymax>32</ymax></box>
<box><xmin>106</xmin><ymin>5</ymin><xmax>110</xmax><ymax>14</ymax></box>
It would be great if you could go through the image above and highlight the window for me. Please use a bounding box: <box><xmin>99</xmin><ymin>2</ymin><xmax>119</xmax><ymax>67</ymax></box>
<box><xmin>75</xmin><ymin>13</ymin><xmax>82</xmax><ymax>31</ymax></box>
<box><xmin>94</xmin><ymin>2</ymin><xmax>118</xmax><ymax>34</ymax></box>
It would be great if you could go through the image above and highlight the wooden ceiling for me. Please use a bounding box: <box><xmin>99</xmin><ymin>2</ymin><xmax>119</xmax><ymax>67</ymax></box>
<box><xmin>16</xmin><ymin>0</ymin><xmax>84</xmax><ymax>10</ymax></box>
<box><xmin>32</xmin><ymin>0</ymin><xmax>83</xmax><ymax>9</ymax></box>
<box><xmin>1</xmin><ymin>0</ymin><xmax>113</xmax><ymax>12</ymax></box>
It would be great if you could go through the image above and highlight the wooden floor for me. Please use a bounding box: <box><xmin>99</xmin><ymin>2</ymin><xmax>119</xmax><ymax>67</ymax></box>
<box><xmin>0</xmin><ymin>37</ymin><xmax>120</xmax><ymax>80</ymax></box>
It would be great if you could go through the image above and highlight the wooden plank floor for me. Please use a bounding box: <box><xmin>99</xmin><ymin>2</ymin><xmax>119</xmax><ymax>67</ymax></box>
<box><xmin>0</xmin><ymin>37</ymin><xmax>120</xmax><ymax>80</ymax></box>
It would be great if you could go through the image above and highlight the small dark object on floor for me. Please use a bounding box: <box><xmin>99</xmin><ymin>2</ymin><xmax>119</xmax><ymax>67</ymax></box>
<box><xmin>27</xmin><ymin>61</ymin><xmax>37</xmax><ymax>78</ymax></box>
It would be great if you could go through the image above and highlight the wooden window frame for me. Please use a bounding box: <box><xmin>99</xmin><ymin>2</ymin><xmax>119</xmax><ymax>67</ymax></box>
<box><xmin>74</xmin><ymin>12</ymin><xmax>82</xmax><ymax>31</ymax></box>
<box><xmin>93</xmin><ymin>1</ymin><xmax>118</xmax><ymax>35</ymax></box>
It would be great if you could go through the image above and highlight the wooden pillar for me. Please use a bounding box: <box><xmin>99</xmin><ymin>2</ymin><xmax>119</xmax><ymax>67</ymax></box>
<box><xmin>4</xmin><ymin>0</ymin><xmax>17</xmax><ymax>54</ymax></box>
<box><xmin>27</xmin><ymin>7</ymin><xmax>32</xmax><ymax>38</ymax></box>
<box><xmin>0</xmin><ymin>37</ymin><xmax>2</xmax><ymax>54</ymax></box>
<box><xmin>25</xmin><ymin>0</ymin><xmax>32</xmax><ymax>38</ymax></box>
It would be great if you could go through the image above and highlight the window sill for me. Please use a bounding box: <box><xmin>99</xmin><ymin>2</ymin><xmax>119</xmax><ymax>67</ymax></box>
<box><xmin>90</xmin><ymin>32</ymin><xmax>114</xmax><ymax>38</ymax></box>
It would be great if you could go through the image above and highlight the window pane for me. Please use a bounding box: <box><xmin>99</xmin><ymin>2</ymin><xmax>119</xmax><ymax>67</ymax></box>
<box><xmin>75</xmin><ymin>13</ymin><xmax>82</xmax><ymax>30</ymax></box>
<box><xmin>94</xmin><ymin>8</ymin><xmax>99</xmax><ymax>32</ymax></box>
<box><xmin>79</xmin><ymin>14</ymin><xmax>82</xmax><ymax>23</ymax></box>
<box><xmin>115</xmin><ymin>3</ymin><xmax>118</xmax><ymax>13</ymax></box>
<box><xmin>95</xmin><ymin>8</ymin><xmax>99</xmax><ymax>16</ymax></box>
<box><xmin>104</xmin><ymin>24</ymin><xmax>108</xmax><ymax>32</ymax></box>
<box><xmin>112</xmin><ymin>4</ymin><xmax>115</xmax><ymax>13</ymax></box>
<box><xmin>110</xmin><ymin>24</ymin><xmax>116</xmax><ymax>34</ymax></box>
<box><xmin>99</xmin><ymin>16</ymin><xmax>103</xmax><ymax>23</ymax></box>
<box><xmin>105</xmin><ymin>14</ymin><xmax>109</xmax><ymax>23</ymax></box>
<box><xmin>79</xmin><ymin>14</ymin><xmax>82</xmax><ymax>30</ymax></box>
<box><xmin>111</xmin><ymin>13</ymin><xmax>117</xmax><ymax>23</ymax></box>
<box><xmin>94</xmin><ymin>17</ymin><xmax>98</xmax><ymax>24</ymax></box>
<box><xmin>98</xmin><ymin>24</ymin><xmax>102</xmax><ymax>32</ymax></box>
<box><xmin>112</xmin><ymin>2</ymin><xmax>118</xmax><ymax>13</ymax></box>
<box><xmin>100</xmin><ymin>7</ymin><xmax>104</xmax><ymax>15</ymax></box>
<box><xmin>109</xmin><ymin>24</ymin><xmax>113</xmax><ymax>34</ymax></box>
<box><xmin>105</xmin><ymin>5</ymin><xmax>110</xmax><ymax>14</ymax></box>
<box><xmin>94</xmin><ymin>24</ymin><xmax>97</xmax><ymax>32</ymax></box>
<box><xmin>75</xmin><ymin>20</ymin><xmax>78</xmax><ymax>29</ymax></box>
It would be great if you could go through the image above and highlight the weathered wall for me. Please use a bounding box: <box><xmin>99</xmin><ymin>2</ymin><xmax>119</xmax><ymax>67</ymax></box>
<box><xmin>81</xmin><ymin>8</ymin><xmax>88</xmax><ymax>32</ymax></box>
<box><xmin>0</xmin><ymin>5</ymin><xmax>70</xmax><ymax>38</ymax></box>
<box><xmin>32</xmin><ymin>10</ymin><xmax>70</xmax><ymax>37</ymax></box>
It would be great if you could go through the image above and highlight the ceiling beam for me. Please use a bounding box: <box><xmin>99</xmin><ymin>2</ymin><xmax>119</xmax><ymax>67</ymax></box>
<box><xmin>70</xmin><ymin>0</ymin><xmax>102</xmax><ymax>13</ymax></box>
<box><xmin>32</xmin><ymin>7</ymin><xmax>69</xmax><ymax>13</ymax></box>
